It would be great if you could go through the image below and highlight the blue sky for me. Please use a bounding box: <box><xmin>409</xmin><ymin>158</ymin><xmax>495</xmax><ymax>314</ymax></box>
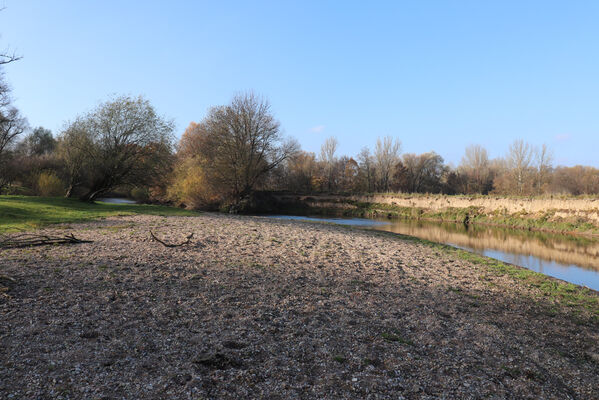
<box><xmin>1</xmin><ymin>1</ymin><xmax>598</xmax><ymax>166</ymax></box>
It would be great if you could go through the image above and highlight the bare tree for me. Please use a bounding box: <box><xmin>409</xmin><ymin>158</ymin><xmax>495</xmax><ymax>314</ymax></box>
<box><xmin>190</xmin><ymin>92</ymin><xmax>299</xmax><ymax>199</ymax></box>
<box><xmin>506</xmin><ymin>139</ymin><xmax>535</xmax><ymax>195</ymax></box>
<box><xmin>0</xmin><ymin>44</ymin><xmax>24</xmax><ymax>161</ymax></box>
<box><xmin>0</xmin><ymin>76</ymin><xmax>27</xmax><ymax>191</ymax></box>
<box><xmin>0</xmin><ymin>7</ymin><xmax>21</xmax><ymax>66</ymax></box>
<box><xmin>459</xmin><ymin>144</ymin><xmax>490</xmax><ymax>193</ymax></box>
<box><xmin>374</xmin><ymin>136</ymin><xmax>401</xmax><ymax>192</ymax></box>
<box><xmin>319</xmin><ymin>136</ymin><xmax>338</xmax><ymax>192</ymax></box>
<box><xmin>357</xmin><ymin>146</ymin><xmax>375</xmax><ymax>192</ymax></box>
<box><xmin>535</xmin><ymin>143</ymin><xmax>553</xmax><ymax>194</ymax></box>
<box><xmin>339</xmin><ymin>156</ymin><xmax>359</xmax><ymax>192</ymax></box>
<box><xmin>397</xmin><ymin>152</ymin><xmax>445</xmax><ymax>193</ymax></box>
<box><xmin>284</xmin><ymin>151</ymin><xmax>317</xmax><ymax>192</ymax></box>
<box><xmin>0</xmin><ymin>50</ymin><xmax>20</xmax><ymax>66</ymax></box>
<box><xmin>0</xmin><ymin>107</ymin><xmax>26</xmax><ymax>157</ymax></box>
<box><xmin>551</xmin><ymin>165</ymin><xmax>599</xmax><ymax>195</ymax></box>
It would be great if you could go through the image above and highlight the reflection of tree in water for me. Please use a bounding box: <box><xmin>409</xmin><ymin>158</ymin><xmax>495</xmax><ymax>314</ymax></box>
<box><xmin>466</xmin><ymin>223</ymin><xmax>597</xmax><ymax>248</ymax></box>
<box><xmin>375</xmin><ymin>219</ymin><xmax>599</xmax><ymax>271</ymax></box>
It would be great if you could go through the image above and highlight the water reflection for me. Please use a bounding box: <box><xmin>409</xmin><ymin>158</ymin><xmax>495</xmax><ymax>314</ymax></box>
<box><xmin>268</xmin><ymin>215</ymin><xmax>599</xmax><ymax>291</ymax></box>
<box><xmin>268</xmin><ymin>215</ymin><xmax>389</xmax><ymax>226</ymax></box>
<box><xmin>374</xmin><ymin>220</ymin><xmax>599</xmax><ymax>272</ymax></box>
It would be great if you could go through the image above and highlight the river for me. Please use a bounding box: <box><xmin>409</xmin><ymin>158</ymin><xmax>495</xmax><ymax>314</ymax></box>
<box><xmin>267</xmin><ymin>215</ymin><xmax>599</xmax><ymax>291</ymax></box>
<box><xmin>96</xmin><ymin>198</ymin><xmax>137</xmax><ymax>204</ymax></box>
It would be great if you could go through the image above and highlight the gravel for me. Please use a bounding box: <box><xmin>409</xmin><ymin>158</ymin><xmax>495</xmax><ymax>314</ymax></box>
<box><xmin>1</xmin><ymin>213</ymin><xmax>598</xmax><ymax>399</ymax></box>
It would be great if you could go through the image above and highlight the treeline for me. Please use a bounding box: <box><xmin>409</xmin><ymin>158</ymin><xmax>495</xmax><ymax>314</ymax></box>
<box><xmin>1</xmin><ymin>93</ymin><xmax>174</xmax><ymax>202</ymax></box>
<box><xmin>2</xmin><ymin>86</ymin><xmax>599</xmax><ymax>209</ymax></box>
<box><xmin>274</xmin><ymin>139</ymin><xmax>594</xmax><ymax>197</ymax></box>
<box><xmin>0</xmin><ymin>89</ymin><xmax>301</xmax><ymax>208</ymax></box>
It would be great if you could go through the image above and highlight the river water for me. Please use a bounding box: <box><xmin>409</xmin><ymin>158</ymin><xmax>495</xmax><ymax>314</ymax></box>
<box><xmin>267</xmin><ymin>215</ymin><xmax>599</xmax><ymax>291</ymax></box>
<box><xmin>96</xmin><ymin>198</ymin><xmax>137</xmax><ymax>204</ymax></box>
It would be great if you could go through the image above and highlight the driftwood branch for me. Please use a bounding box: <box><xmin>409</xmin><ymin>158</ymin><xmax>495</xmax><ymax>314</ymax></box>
<box><xmin>0</xmin><ymin>233</ymin><xmax>93</xmax><ymax>249</ymax></box>
<box><xmin>150</xmin><ymin>231</ymin><xmax>194</xmax><ymax>247</ymax></box>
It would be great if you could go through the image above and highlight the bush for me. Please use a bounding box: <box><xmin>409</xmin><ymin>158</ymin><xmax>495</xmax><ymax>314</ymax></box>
<box><xmin>36</xmin><ymin>172</ymin><xmax>64</xmax><ymax>197</ymax></box>
<box><xmin>167</xmin><ymin>158</ymin><xmax>220</xmax><ymax>209</ymax></box>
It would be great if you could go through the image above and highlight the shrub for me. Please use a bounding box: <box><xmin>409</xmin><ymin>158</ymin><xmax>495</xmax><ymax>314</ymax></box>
<box><xmin>36</xmin><ymin>172</ymin><xmax>64</xmax><ymax>197</ymax></box>
<box><xmin>167</xmin><ymin>158</ymin><xmax>220</xmax><ymax>209</ymax></box>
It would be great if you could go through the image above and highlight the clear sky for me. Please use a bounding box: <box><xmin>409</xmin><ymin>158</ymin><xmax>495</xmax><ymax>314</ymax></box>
<box><xmin>1</xmin><ymin>1</ymin><xmax>598</xmax><ymax>166</ymax></box>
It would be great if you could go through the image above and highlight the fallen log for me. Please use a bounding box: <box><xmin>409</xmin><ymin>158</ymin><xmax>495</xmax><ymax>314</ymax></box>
<box><xmin>0</xmin><ymin>233</ymin><xmax>93</xmax><ymax>249</ymax></box>
<box><xmin>150</xmin><ymin>231</ymin><xmax>194</xmax><ymax>247</ymax></box>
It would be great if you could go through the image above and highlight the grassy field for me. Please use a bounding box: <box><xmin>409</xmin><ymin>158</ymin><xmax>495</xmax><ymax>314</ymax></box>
<box><xmin>0</xmin><ymin>195</ymin><xmax>197</xmax><ymax>232</ymax></box>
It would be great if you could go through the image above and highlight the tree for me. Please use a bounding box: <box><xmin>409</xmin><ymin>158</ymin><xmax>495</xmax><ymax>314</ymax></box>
<box><xmin>0</xmin><ymin>6</ymin><xmax>23</xmax><ymax>156</ymax></box>
<box><xmin>0</xmin><ymin>106</ymin><xmax>26</xmax><ymax>162</ymax></box>
<box><xmin>0</xmin><ymin>74</ymin><xmax>27</xmax><ymax>191</ymax></box>
<box><xmin>57</xmin><ymin>122</ymin><xmax>92</xmax><ymax>197</ymax></box>
<box><xmin>0</xmin><ymin>50</ymin><xmax>20</xmax><ymax>66</ymax></box>
<box><xmin>506</xmin><ymin>140</ymin><xmax>535</xmax><ymax>195</ymax></box>
<box><xmin>395</xmin><ymin>152</ymin><xmax>446</xmax><ymax>193</ymax></box>
<box><xmin>339</xmin><ymin>156</ymin><xmax>359</xmax><ymax>192</ymax></box>
<box><xmin>178</xmin><ymin>93</ymin><xmax>298</xmax><ymax>201</ymax></box>
<box><xmin>374</xmin><ymin>136</ymin><xmax>401</xmax><ymax>192</ymax></box>
<box><xmin>19</xmin><ymin>127</ymin><xmax>56</xmax><ymax>156</ymax></box>
<box><xmin>551</xmin><ymin>166</ymin><xmax>599</xmax><ymax>195</ymax></box>
<box><xmin>319</xmin><ymin>136</ymin><xmax>338</xmax><ymax>191</ymax></box>
<box><xmin>0</xmin><ymin>5</ymin><xmax>24</xmax><ymax>150</ymax></box>
<box><xmin>357</xmin><ymin>147</ymin><xmax>375</xmax><ymax>192</ymax></box>
<box><xmin>285</xmin><ymin>151</ymin><xmax>317</xmax><ymax>192</ymax></box>
<box><xmin>0</xmin><ymin>25</ymin><xmax>29</xmax><ymax>192</ymax></box>
<box><xmin>59</xmin><ymin>95</ymin><xmax>174</xmax><ymax>201</ymax></box>
<box><xmin>0</xmin><ymin>7</ymin><xmax>21</xmax><ymax>66</ymax></box>
<box><xmin>535</xmin><ymin>143</ymin><xmax>553</xmax><ymax>194</ymax></box>
<box><xmin>459</xmin><ymin>144</ymin><xmax>491</xmax><ymax>193</ymax></box>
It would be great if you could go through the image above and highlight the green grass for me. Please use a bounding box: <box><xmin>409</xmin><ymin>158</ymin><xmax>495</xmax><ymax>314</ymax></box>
<box><xmin>0</xmin><ymin>195</ymin><xmax>198</xmax><ymax>232</ymax></box>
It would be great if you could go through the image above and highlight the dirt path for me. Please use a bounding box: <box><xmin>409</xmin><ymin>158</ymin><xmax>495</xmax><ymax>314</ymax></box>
<box><xmin>1</xmin><ymin>214</ymin><xmax>598</xmax><ymax>399</ymax></box>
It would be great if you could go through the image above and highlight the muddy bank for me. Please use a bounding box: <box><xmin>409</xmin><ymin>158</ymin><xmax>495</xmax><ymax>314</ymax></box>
<box><xmin>1</xmin><ymin>214</ymin><xmax>598</xmax><ymax>398</ymax></box>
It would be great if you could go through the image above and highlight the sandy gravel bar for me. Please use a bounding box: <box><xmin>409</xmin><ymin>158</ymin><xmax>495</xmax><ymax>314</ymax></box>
<box><xmin>1</xmin><ymin>213</ymin><xmax>598</xmax><ymax>399</ymax></box>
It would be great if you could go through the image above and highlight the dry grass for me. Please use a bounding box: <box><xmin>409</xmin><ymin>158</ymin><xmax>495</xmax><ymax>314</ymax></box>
<box><xmin>279</xmin><ymin>193</ymin><xmax>599</xmax><ymax>234</ymax></box>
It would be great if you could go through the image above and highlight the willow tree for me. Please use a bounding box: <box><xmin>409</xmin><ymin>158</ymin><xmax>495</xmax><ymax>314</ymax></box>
<box><xmin>58</xmin><ymin>95</ymin><xmax>174</xmax><ymax>201</ymax></box>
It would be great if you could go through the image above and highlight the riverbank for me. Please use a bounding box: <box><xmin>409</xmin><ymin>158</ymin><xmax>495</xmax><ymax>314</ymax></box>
<box><xmin>1</xmin><ymin>213</ymin><xmax>598</xmax><ymax>398</ymax></box>
<box><xmin>271</xmin><ymin>193</ymin><xmax>599</xmax><ymax>236</ymax></box>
